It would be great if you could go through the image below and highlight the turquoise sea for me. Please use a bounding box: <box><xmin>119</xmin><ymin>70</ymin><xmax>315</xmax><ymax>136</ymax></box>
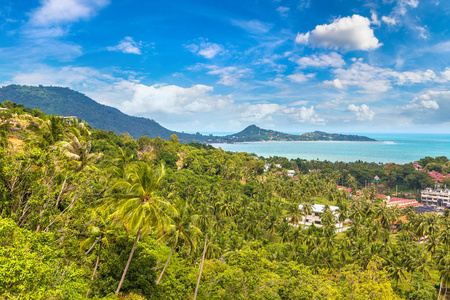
<box><xmin>209</xmin><ymin>134</ymin><xmax>450</xmax><ymax>164</ymax></box>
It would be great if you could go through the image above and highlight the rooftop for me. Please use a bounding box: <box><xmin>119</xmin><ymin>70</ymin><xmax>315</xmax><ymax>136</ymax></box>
<box><xmin>299</xmin><ymin>204</ymin><xmax>340</xmax><ymax>213</ymax></box>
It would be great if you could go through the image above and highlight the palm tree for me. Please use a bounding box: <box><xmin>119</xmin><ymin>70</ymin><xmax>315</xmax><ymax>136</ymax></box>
<box><xmin>55</xmin><ymin>129</ymin><xmax>102</xmax><ymax>171</ymax></box>
<box><xmin>0</xmin><ymin>123</ymin><xmax>12</xmax><ymax>149</ymax></box>
<box><xmin>287</xmin><ymin>202</ymin><xmax>302</xmax><ymax>225</ymax></box>
<box><xmin>81</xmin><ymin>209</ymin><xmax>117</xmax><ymax>296</ymax></box>
<box><xmin>300</xmin><ymin>201</ymin><xmax>312</xmax><ymax>229</ymax></box>
<box><xmin>37</xmin><ymin>115</ymin><xmax>65</xmax><ymax>146</ymax></box>
<box><xmin>436</xmin><ymin>246</ymin><xmax>450</xmax><ymax>300</ymax></box>
<box><xmin>155</xmin><ymin>198</ymin><xmax>201</xmax><ymax>284</ymax></box>
<box><xmin>109</xmin><ymin>162</ymin><xmax>173</xmax><ymax>294</ymax></box>
<box><xmin>194</xmin><ymin>232</ymin><xmax>208</xmax><ymax>300</ymax></box>
<box><xmin>385</xmin><ymin>254</ymin><xmax>407</xmax><ymax>289</ymax></box>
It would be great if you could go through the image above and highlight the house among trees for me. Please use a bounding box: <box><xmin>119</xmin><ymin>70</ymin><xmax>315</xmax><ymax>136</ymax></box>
<box><xmin>298</xmin><ymin>204</ymin><xmax>346</xmax><ymax>232</ymax></box>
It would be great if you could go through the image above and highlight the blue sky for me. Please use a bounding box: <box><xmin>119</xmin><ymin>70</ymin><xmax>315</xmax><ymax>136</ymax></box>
<box><xmin>1</xmin><ymin>0</ymin><xmax>450</xmax><ymax>134</ymax></box>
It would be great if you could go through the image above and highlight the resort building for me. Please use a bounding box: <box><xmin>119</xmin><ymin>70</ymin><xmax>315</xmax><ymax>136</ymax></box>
<box><xmin>298</xmin><ymin>204</ymin><xmax>346</xmax><ymax>232</ymax></box>
<box><xmin>421</xmin><ymin>188</ymin><xmax>450</xmax><ymax>207</ymax></box>
<box><xmin>387</xmin><ymin>197</ymin><xmax>419</xmax><ymax>208</ymax></box>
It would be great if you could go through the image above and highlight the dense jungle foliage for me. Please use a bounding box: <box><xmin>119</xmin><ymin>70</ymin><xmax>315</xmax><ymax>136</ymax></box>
<box><xmin>1</xmin><ymin>101</ymin><xmax>450</xmax><ymax>300</ymax></box>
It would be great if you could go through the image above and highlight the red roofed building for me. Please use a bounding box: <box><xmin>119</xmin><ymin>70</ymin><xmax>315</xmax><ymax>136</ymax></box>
<box><xmin>413</xmin><ymin>161</ymin><xmax>423</xmax><ymax>171</ymax></box>
<box><xmin>388</xmin><ymin>197</ymin><xmax>419</xmax><ymax>208</ymax></box>
<box><xmin>428</xmin><ymin>170</ymin><xmax>444</xmax><ymax>183</ymax></box>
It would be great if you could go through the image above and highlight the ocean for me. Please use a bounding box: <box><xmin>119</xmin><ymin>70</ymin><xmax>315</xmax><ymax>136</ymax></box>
<box><xmin>209</xmin><ymin>133</ymin><xmax>450</xmax><ymax>164</ymax></box>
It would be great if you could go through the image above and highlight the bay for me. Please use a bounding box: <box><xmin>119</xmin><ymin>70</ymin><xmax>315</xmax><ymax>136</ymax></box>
<box><xmin>209</xmin><ymin>133</ymin><xmax>450</xmax><ymax>164</ymax></box>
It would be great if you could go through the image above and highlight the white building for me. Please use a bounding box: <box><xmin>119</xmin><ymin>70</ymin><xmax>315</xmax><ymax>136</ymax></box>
<box><xmin>421</xmin><ymin>188</ymin><xmax>450</xmax><ymax>207</ymax></box>
<box><xmin>298</xmin><ymin>204</ymin><xmax>346</xmax><ymax>232</ymax></box>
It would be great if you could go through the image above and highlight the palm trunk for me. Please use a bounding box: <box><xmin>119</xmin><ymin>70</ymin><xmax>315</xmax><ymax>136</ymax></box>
<box><xmin>116</xmin><ymin>229</ymin><xmax>141</xmax><ymax>294</ymax></box>
<box><xmin>86</xmin><ymin>242</ymin><xmax>102</xmax><ymax>297</ymax></box>
<box><xmin>85</xmin><ymin>236</ymin><xmax>102</xmax><ymax>255</ymax></box>
<box><xmin>444</xmin><ymin>285</ymin><xmax>447</xmax><ymax>300</ymax></box>
<box><xmin>91</xmin><ymin>242</ymin><xmax>102</xmax><ymax>280</ymax></box>
<box><xmin>194</xmin><ymin>234</ymin><xmax>208</xmax><ymax>300</ymax></box>
<box><xmin>438</xmin><ymin>277</ymin><xmax>443</xmax><ymax>300</ymax></box>
<box><xmin>156</xmin><ymin>239</ymin><xmax>177</xmax><ymax>285</ymax></box>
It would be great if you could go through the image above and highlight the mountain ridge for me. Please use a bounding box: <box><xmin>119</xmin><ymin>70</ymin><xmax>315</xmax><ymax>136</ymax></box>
<box><xmin>0</xmin><ymin>84</ymin><xmax>376</xmax><ymax>143</ymax></box>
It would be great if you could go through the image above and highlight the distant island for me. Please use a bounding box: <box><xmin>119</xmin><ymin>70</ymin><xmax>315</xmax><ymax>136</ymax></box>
<box><xmin>207</xmin><ymin>124</ymin><xmax>376</xmax><ymax>143</ymax></box>
<box><xmin>0</xmin><ymin>84</ymin><xmax>375</xmax><ymax>143</ymax></box>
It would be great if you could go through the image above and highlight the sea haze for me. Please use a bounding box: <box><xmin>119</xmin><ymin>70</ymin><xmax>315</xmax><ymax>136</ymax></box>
<box><xmin>210</xmin><ymin>133</ymin><xmax>450</xmax><ymax>164</ymax></box>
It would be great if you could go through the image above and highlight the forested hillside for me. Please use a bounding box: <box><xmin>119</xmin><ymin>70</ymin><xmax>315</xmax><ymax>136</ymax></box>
<box><xmin>0</xmin><ymin>85</ymin><xmax>376</xmax><ymax>143</ymax></box>
<box><xmin>1</xmin><ymin>101</ymin><xmax>450</xmax><ymax>300</ymax></box>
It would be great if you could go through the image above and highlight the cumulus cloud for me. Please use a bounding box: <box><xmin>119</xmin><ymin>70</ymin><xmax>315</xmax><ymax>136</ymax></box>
<box><xmin>186</xmin><ymin>40</ymin><xmax>224</xmax><ymax>59</ymax></box>
<box><xmin>30</xmin><ymin>0</ymin><xmax>109</xmax><ymax>26</ymax></box>
<box><xmin>322</xmin><ymin>79</ymin><xmax>344</xmax><ymax>89</ymax></box>
<box><xmin>283</xmin><ymin>106</ymin><xmax>326</xmax><ymax>124</ymax></box>
<box><xmin>287</xmin><ymin>72</ymin><xmax>315</xmax><ymax>83</ymax></box>
<box><xmin>437</xmin><ymin>68</ymin><xmax>450</xmax><ymax>82</ymax></box>
<box><xmin>401</xmin><ymin>90</ymin><xmax>450</xmax><ymax>125</ymax></box>
<box><xmin>295</xmin><ymin>15</ymin><xmax>382</xmax><ymax>51</ymax></box>
<box><xmin>107</xmin><ymin>37</ymin><xmax>142</xmax><ymax>54</ymax></box>
<box><xmin>120</xmin><ymin>84</ymin><xmax>232</xmax><ymax>115</ymax></box>
<box><xmin>295</xmin><ymin>52</ymin><xmax>345</xmax><ymax>69</ymax></box>
<box><xmin>239</xmin><ymin>103</ymin><xmax>325</xmax><ymax>125</ymax></box>
<box><xmin>332</xmin><ymin>61</ymin><xmax>437</xmax><ymax>93</ymax></box>
<box><xmin>231</xmin><ymin>19</ymin><xmax>274</xmax><ymax>35</ymax></box>
<box><xmin>346</xmin><ymin>104</ymin><xmax>375</xmax><ymax>121</ymax></box>
<box><xmin>403</xmin><ymin>91</ymin><xmax>448</xmax><ymax>111</ymax></box>
<box><xmin>5</xmin><ymin>65</ymin><xmax>233</xmax><ymax>117</ymax></box>
<box><xmin>240</xmin><ymin>103</ymin><xmax>280</xmax><ymax>122</ymax></box>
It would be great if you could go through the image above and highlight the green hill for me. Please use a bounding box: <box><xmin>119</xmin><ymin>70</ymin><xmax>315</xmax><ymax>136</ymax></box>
<box><xmin>0</xmin><ymin>84</ymin><xmax>200</xmax><ymax>142</ymax></box>
<box><xmin>212</xmin><ymin>125</ymin><xmax>376</xmax><ymax>143</ymax></box>
<box><xmin>0</xmin><ymin>84</ymin><xmax>376</xmax><ymax>143</ymax></box>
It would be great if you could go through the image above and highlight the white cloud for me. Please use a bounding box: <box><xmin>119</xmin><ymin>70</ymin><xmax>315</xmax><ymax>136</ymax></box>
<box><xmin>316</xmin><ymin>97</ymin><xmax>349</xmax><ymax>109</ymax></box>
<box><xmin>30</xmin><ymin>0</ymin><xmax>109</xmax><ymax>26</ymax></box>
<box><xmin>371</xmin><ymin>10</ymin><xmax>381</xmax><ymax>26</ymax></box>
<box><xmin>295</xmin><ymin>15</ymin><xmax>382</xmax><ymax>51</ymax></box>
<box><xmin>287</xmin><ymin>72</ymin><xmax>315</xmax><ymax>83</ymax></box>
<box><xmin>231</xmin><ymin>19</ymin><xmax>274</xmax><ymax>35</ymax></box>
<box><xmin>5</xmin><ymin>65</ymin><xmax>233</xmax><ymax>116</ymax></box>
<box><xmin>202</xmin><ymin>65</ymin><xmax>251</xmax><ymax>86</ymax></box>
<box><xmin>240</xmin><ymin>103</ymin><xmax>280</xmax><ymax>122</ymax></box>
<box><xmin>394</xmin><ymin>0</ymin><xmax>419</xmax><ymax>16</ymax></box>
<box><xmin>107</xmin><ymin>37</ymin><xmax>142</xmax><ymax>55</ymax></box>
<box><xmin>415</xmin><ymin>26</ymin><xmax>429</xmax><ymax>39</ymax></box>
<box><xmin>240</xmin><ymin>103</ymin><xmax>325</xmax><ymax>125</ymax></box>
<box><xmin>322</xmin><ymin>79</ymin><xmax>344</xmax><ymax>89</ymax></box>
<box><xmin>404</xmin><ymin>0</ymin><xmax>419</xmax><ymax>8</ymax></box>
<box><xmin>401</xmin><ymin>90</ymin><xmax>450</xmax><ymax>125</ymax></box>
<box><xmin>295</xmin><ymin>52</ymin><xmax>345</xmax><ymax>69</ymax></box>
<box><xmin>437</xmin><ymin>68</ymin><xmax>450</xmax><ymax>82</ymax></box>
<box><xmin>396</xmin><ymin>69</ymin><xmax>436</xmax><ymax>84</ymax></box>
<box><xmin>295</xmin><ymin>32</ymin><xmax>310</xmax><ymax>45</ymax></box>
<box><xmin>186</xmin><ymin>40</ymin><xmax>224</xmax><ymax>59</ymax></box>
<box><xmin>276</xmin><ymin>6</ymin><xmax>290</xmax><ymax>18</ymax></box>
<box><xmin>332</xmin><ymin>62</ymin><xmax>437</xmax><ymax>93</ymax></box>
<box><xmin>404</xmin><ymin>91</ymin><xmax>443</xmax><ymax>110</ymax></box>
<box><xmin>121</xmin><ymin>84</ymin><xmax>232</xmax><ymax>115</ymax></box>
<box><xmin>346</xmin><ymin>104</ymin><xmax>375</xmax><ymax>121</ymax></box>
<box><xmin>283</xmin><ymin>106</ymin><xmax>326</xmax><ymax>124</ymax></box>
<box><xmin>381</xmin><ymin>16</ymin><xmax>397</xmax><ymax>26</ymax></box>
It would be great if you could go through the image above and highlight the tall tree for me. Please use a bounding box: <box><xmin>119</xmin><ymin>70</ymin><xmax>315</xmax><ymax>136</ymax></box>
<box><xmin>155</xmin><ymin>198</ymin><xmax>201</xmax><ymax>284</ymax></box>
<box><xmin>109</xmin><ymin>162</ymin><xmax>172</xmax><ymax>294</ymax></box>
